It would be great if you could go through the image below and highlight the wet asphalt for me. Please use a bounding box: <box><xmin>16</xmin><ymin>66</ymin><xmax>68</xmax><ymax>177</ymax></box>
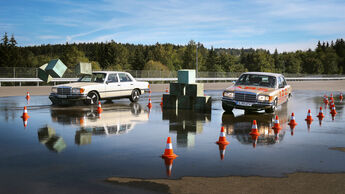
<box><xmin>0</xmin><ymin>90</ymin><xmax>344</xmax><ymax>193</ymax></box>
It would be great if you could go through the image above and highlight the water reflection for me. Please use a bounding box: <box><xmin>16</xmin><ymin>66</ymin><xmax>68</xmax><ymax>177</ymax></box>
<box><xmin>222</xmin><ymin>106</ymin><xmax>289</xmax><ymax>147</ymax></box>
<box><xmin>38</xmin><ymin>125</ymin><xmax>66</xmax><ymax>152</ymax></box>
<box><xmin>50</xmin><ymin>103</ymin><xmax>148</xmax><ymax>145</ymax></box>
<box><xmin>162</xmin><ymin>109</ymin><xmax>211</xmax><ymax>147</ymax></box>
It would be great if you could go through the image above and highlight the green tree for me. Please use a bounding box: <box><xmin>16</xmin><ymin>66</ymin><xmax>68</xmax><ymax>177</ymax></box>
<box><xmin>143</xmin><ymin>60</ymin><xmax>169</xmax><ymax>71</ymax></box>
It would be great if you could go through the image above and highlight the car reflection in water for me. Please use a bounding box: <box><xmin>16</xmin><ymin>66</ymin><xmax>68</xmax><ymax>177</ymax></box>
<box><xmin>50</xmin><ymin>103</ymin><xmax>148</xmax><ymax>145</ymax></box>
<box><xmin>163</xmin><ymin>109</ymin><xmax>211</xmax><ymax>148</ymax></box>
<box><xmin>222</xmin><ymin>105</ymin><xmax>289</xmax><ymax>147</ymax></box>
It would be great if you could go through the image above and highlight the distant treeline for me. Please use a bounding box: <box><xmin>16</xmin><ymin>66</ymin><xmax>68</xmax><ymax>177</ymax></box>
<box><xmin>0</xmin><ymin>32</ymin><xmax>344</xmax><ymax>74</ymax></box>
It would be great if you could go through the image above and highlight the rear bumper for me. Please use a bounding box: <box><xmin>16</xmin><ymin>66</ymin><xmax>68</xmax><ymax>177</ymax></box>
<box><xmin>49</xmin><ymin>93</ymin><xmax>87</xmax><ymax>105</ymax></box>
<box><xmin>222</xmin><ymin>97</ymin><xmax>273</xmax><ymax>110</ymax></box>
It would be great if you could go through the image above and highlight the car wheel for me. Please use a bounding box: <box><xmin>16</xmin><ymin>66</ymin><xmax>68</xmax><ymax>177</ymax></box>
<box><xmin>129</xmin><ymin>89</ymin><xmax>140</xmax><ymax>102</ymax></box>
<box><xmin>222</xmin><ymin>102</ymin><xmax>234</xmax><ymax>112</ymax></box>
<box><xmin>86</xmin><ymin>91</ymin><xmax>99</xmax><ymax>105</ymax></box>
<box><xmin>265</xmin><ymin>99</ymin><xmax>277</xmax><ymax>113</ymax></box>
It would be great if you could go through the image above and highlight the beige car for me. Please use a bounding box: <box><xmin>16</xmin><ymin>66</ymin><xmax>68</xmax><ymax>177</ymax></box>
<box><xmin>222</xmin><ymin>72</ymin><xmax>292</xmax><ymax>113</ymax></box>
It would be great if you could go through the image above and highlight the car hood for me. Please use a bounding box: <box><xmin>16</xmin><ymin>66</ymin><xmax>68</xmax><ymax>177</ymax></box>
<box><xmin>225</xmin><ymin>85</ymin><xmax>276</xmax><ymax>95</ymax></box>
<box><xmin>54</xmin><ymin>82</ymin><xmax>102</xmax><ymax>88</ymax></box>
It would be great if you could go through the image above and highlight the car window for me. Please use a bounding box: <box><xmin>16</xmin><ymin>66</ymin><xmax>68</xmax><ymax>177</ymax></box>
<box><xmin>107</xmin><ymin>73</ymin><xmax>118</xmax><ymax>83</ymax></box>
<box><xmin>278</xmin><ymin>77</ymin><xmax>284</xmax><ymax>88</ymax></box>
<box><xmin>118</xmin><ymin>73</ymin><xmax>132</xmax><ymax>82</ymax></box>
<box><xmin>78</xmin><ymin>73</ymin><xmax>106</xmax><ymax>83</ymax></box>
<box><xmin>282</xmin><ymin>77</ymin><xmax>287</xmax><ymax>86</ymax></box>
<box><xmin>236</xmin><ymin>74</ymin><xmax>276</xmax><ymax>88</ymax></box>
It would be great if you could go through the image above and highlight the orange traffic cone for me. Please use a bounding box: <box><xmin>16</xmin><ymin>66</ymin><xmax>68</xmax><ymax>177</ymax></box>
<box><xmin>165</xmin><ymin>87</ymin><xmax>169</xmax><ymax>93</ymax></box>
<box><xmin>249</xmin><ymin>120</ymin><xmax>260</xmax><ymax>136</ymax></box>
<box><xmin>163</xmin><ymin>158</ymin><xmax>175</xmax><ymax>177</ymax></box>
<box><xmin>97</xmin><ymin>101</ymin><xmax>103</xmax><ymax>114</ymax></box>
<box><xmin>324</xmin><ymin>97</ymin><xmax>329</xmax><ymax>104</ymax></box>
<box><xmin>147</xmin><ymin>98</ymin><xmax>152</xmax><ymax>109</ymax></box>
<box><xmin>161</xmin><ymin>137</ymin><xmax>178</xmax><ymax>159</ymax></box>
<box><xmin>216</xmin><ymin>126</ymin><xmax>229</xmax><ymax>145</ymax></box>
<box><xmin>272</xmin><ymin>115</ymin><xmax>282</xmax><ymax>130</ymax></box>
<box><xmin>329</xmin><ymin>101</ymin><xmax>335</xmax><ymax>109</ymax></box>
<box><xmin>305</xmin><ymin>109</ymin><xmax>313</xmax><ymax>122</ymax></box>
<box><xmin>340</xmin><ymin>93</ymin><xmax>343</xmax><ymax>101</ymax></box>
<box><xmin>218</xmin><ymin>144</ymin><xmax>228</xmax><ymax>160</ymax></box>
<box><xmin>25</xmin><ymin>92</ymin><xmax>30</xmax><ymax>100</ymax></box>
<box><xmin>330</xmin><ymin>93</ymin><xmax>334</xmax><ymax>101</ymax></box>
<box><xmin>317</xmin><ymin>107</ymin><xmax>325</xmax><ymax>119</ymax></box>
<box><xmin>21</xmin><ymin>106</ymin><xmax>30</xmax><ymax>119</ymax></box>
<box><xmin>330</xmin><ymin>106</ymin><xmax>337</xmax><ymax>116</ymax></box>
<box><xmin>288</xmin><ymin>113</ymin><xmax>298</xmax><ymax>127</ymax></box>
<box><xmin>160</xmin><ymin>97</ymin><xmax>163</xmax><ymax>106</ymax></box>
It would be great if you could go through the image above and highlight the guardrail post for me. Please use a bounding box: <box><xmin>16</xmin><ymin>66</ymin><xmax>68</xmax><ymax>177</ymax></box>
<box><xmin>37</xmin><ymin>81</ymin><xmax>39</xmax><ymax>86</ymax></box>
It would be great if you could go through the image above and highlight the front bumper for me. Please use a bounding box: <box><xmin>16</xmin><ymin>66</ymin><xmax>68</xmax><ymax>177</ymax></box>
<box><xmin>49</xmin><ymin>93</ymin><xmax>87</xmax><ymax>105</ymax></box>
<box><xmin>222</xmin><ymin>97</ymin><xmax>273</xmax><ymax>110</ymax></box>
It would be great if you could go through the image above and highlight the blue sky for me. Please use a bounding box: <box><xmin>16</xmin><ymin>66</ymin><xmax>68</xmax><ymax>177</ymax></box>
<box><xmin>1</xmin><ymin>0</ymin><xmax>344</xmax><ymax>52</ymax></box>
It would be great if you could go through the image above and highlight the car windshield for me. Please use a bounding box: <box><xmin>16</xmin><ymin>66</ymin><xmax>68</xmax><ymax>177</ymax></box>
<box><xmin>235</xmin><ymin>74</ymin><xmax>276</xmax><ymax>88</ymax></box>
<box><xmin>78</xmin><ymin>73</ymin><xmax>106</xmax><ymax>83</ymax></box>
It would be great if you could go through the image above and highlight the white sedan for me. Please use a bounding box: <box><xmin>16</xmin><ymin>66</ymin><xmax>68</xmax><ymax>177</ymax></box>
<box><xmin>49</xmin><ymin>71</ymin><xmax>149</xmax><ymax>105</ymax></box>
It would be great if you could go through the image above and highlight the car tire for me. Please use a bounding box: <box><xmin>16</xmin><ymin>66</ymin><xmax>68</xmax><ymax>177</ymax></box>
<box><xmin>265</xmin><ymin>99</ymin><xmax>277</xmax><ymax>113</ymax></box>
<box><xmin>129</xmin><ymin>89</ymin><xmax>140</xmax><ymax>102</ymax></box>
<box><xmin>222</xmin><ymin>102</ymin><xmax>234</xmax><ymax>112</ymax></box>
<box><xmin>86</xmin><ymin>91</ymin><xmax>99</xmax><ymax>105</ymax></box>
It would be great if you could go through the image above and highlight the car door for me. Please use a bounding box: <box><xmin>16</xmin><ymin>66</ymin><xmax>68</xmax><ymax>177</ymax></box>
<box><xmin>118</xmin><ymin>73</ymin><xmax>135</xmax><ymax>96</ymax></box>
<box><xmin>105</xmin><ymin>73</ymin><xmax>121</xmax><ymax>98</ymax></box>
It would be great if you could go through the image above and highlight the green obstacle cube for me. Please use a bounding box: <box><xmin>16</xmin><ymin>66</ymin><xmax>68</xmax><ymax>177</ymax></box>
<box><xmin>178</xmin><ymin>69</ymin><xmax>195</xmax><ymax>84</ymax></box>
<box><xmin>163</xmin><ymin>94</ymin><xmax>178</xmax><ymax>109</ymax></box>
<box><xmin>193</xmin><ymin>96</ymin><xmax>212</xmax><ymax>112</ymax></box>
<box><xmin>178</xmin><ymin>96</ymin><xmax>193</xmax><ymax>109</ymax></box>
<box><xmin>75</xmin><ymin>130</ymin><xmax>92</xmax><ymax>145</ymax></box>
<box><xmin>38</xmin><ymin>63</ymin><xmax>53</xmax><ymax>83</ymax></box>
<box><xmin>170</xmin><ymin>83</ymin><xmax>186</xmax><ymax>97</ymax></box>
<box><xmin>76</xmin><ymin>62</ymin><xmax>92</xmax><ymax>75</ymax></box>
<box><xmin>46</xmin><ymin>59</ymin><xmax>67</xmax><ymax>78</ymax></box>
<box><xmin>46</xmin><ymin>135</ymin><xmax>66</xmax><ymax>153</ymax></box>
<box><xmin>186</xmin><ymin>83</ymin><xmax>204</xmax><ymax>97</ymax></box>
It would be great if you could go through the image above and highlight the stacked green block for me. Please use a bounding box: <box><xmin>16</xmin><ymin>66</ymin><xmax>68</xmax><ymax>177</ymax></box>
<box><xmin>46</xmin><ymin>59</ymin><xmax>67</xmax><ymax>78</ymax></box>
<box><xmin>38</xmin><ymin>63</ymin><xmax>53</xmax><ymax>83</ymax></box>
<box><xmin>76</xmin><ymin>62</ymin><xmax>92</xmax><ymax>75</ymax></box>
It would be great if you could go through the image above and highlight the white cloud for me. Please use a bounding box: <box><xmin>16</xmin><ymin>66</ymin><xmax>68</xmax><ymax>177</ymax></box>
<box><xmin>38</xmin><ymin>35</ymin><xmax>62</xmax><ymax>40</ymax></box>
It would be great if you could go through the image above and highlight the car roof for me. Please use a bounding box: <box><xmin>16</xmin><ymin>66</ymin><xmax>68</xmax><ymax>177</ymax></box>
<box><xmin>240</xmin><ymin>72</ymin><xmax>283</xmax><ymax>77</ymax></box>
<box><xmin>92</xmin><ymin>71</ymin><xmax>129</xmax><ymax>74</ymax></box>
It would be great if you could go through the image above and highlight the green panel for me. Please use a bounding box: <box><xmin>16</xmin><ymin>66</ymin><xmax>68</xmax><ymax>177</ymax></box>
<box><xmin>193</xmin><ymin>96</ymin><xmax>212</xmax><ymax>112</ymax></box>
<box><xmin>170</xmin><ymin>83</ymin><xmax>185</xmax><ymax>97</ymax></box>
<box><xmin>46</xmin><ymin>59</ymin><xmax>67</xmax><ymax>78</ymax></box>
<box><xmin>46</xmin><ymin>136</ymin><xmax>66</xmax><ymax>153</ymax></box>
<box><xmin>76</xmin><ymin>62</ymin><xmax>92</xmax><ymax>75</ymax></box>
<box><xmin>186</xmin><ymin>83</ymin><xmax>204</xmax><ymax>97</ymax></box>
<box><xmin>38</xmin><ymin>63</ymin><xmax>52</xmax><ymax>83</ymax></box>
<box><xmin>178</xmin><ymin>96</ymin><xmax>193</xmax><ymax>109</ymax></box>
<box><xmin>178</xmin><ymin>69</ymin><xmax>195</xmax><ymax>84</ymax></box>
<box><xmin>162</xmin><ymin>94</ymin><xmax>178</xmax><ymax>109</ymax></box>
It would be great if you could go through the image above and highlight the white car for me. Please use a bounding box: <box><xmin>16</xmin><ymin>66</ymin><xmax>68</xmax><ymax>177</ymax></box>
<box><xmin>49</xmin><ymin>71</ymin><xmax>149</xmax><ymax>105</ymax></box>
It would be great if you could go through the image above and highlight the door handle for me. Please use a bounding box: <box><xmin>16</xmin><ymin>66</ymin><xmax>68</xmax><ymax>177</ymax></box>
<box><xmin>130</xmin><ymin>83</ymin><xmax>133</xmax><ymax>85</ymax></box>
<box><xmin>117</xmin><ymin>84</ymin><xmax>120</xmax><ymax>86</ymax></box>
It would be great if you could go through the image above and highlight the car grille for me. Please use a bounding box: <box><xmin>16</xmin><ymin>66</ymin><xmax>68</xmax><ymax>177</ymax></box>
<box><xmin>235</xmin><ymin>92</ymin><xmax>257</xmax><ymax>102</ymax></box>
<box><xmin>57</xmin><ymin>87</ymin><xmax>71</xmax><ymax>95</ymax></box>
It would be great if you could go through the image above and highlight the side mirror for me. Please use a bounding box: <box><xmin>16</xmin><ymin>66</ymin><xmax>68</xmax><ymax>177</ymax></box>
<box><xmin>106</xmin><ymin>81</ymin><xmax>109</xmax><ymax>84</ymax></box>
<box><xmin>279</xmin><ymin>85</ymin><xmax>284</xmax><ymax>88</ymax></box>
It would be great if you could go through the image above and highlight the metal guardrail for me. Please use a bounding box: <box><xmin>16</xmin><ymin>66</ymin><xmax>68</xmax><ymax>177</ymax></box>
<box><xmin>1</xmin><ymin>77</ymin><xmax>345</xmax><ymax>87</ymax></box>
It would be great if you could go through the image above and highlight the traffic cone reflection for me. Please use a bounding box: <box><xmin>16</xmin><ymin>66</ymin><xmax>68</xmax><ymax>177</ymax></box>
<box><xmin>330</xmin><ymin>93</ymin><xmax>334</xmax><ymax>101</ymax></box>
<box><xmin>323</xmin><ymin>96</ymin><xmax>329</xmax><ymax>104</ymax></box>
<box><xmin>25</xmin><ymin>92</ymin><xmax>30</xmax><ymax>100</ymax></box>
<box><xmin>340</xmin><ymin>93</ymin><xmax>343</xmax><ymax>101</ymax></box>
<box><xmin>163</xmin><ymin>158</ymin><xmax>175</xmax><ymax>177</ymax></box>
<box><xmin>22</xmin><ymin>117</ymin><xmax>28</xmax><ymax>128</ymax></box>
<box><xmin>330</xmin><ymin>106</ymin><xmax>337</xmax><ymax>116</ymax></box>
<box><xmin>160</xmin><ymin>97</ymin><xmax>163</xmax><ymax>106</ymax></box>
<box><xmin>249</xmin><ymin>120</ymin><xmax>260</xmax><ymax>148</ymax></box>
<box><xmin>218</xmin><ymin>144</ymin><xmax>228</xmax><ymax>160</ymax></box>
<box><xmin>216</xmin><ymin>126</ymin><xmax>229</xmax><ymax>145</ymax></box>
<box><xmin>97</xmin><ymin>102</ymin><xmax>103</xmax><ymax>114</ymax></box>
<box><xmin>161</xmin><ymin>137</ymin><xmax>178</xmax><ymax>159</ymax></box>
<box><xmin>165</xmin><ymin>87</ymin><xmax>169</xmax><ymax>93</ymax></box>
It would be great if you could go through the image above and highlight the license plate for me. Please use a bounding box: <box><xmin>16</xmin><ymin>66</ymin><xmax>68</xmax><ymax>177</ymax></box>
<box><xmin>237</xmin><ymin>101</ymin><xmax>252</xmax><ymax>106</ymax></box>
<box><xmin>57</xmin><ymin>95</ymin><xmax>67</xmax><ymax>98</ymax></box>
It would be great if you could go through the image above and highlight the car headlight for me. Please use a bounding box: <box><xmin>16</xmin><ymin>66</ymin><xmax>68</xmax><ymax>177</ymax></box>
<box><xmin>223</xmin><ymin>91</ymin><xmax>234</xmax><ymax>98</ymax></box>
<box><xmin>72</xmin><ymin>88</ymin><xmax>85</xmax><ymax>94</ymax></box>
<box><xmin>51</xmin><ymin>87</ymin><xmax>57</xmax><ymax>93</ymax></box>
<box><xmin>258</xmin><ymin>95</ymin><xmax>269</xmax><ymax>102</ymax></box>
